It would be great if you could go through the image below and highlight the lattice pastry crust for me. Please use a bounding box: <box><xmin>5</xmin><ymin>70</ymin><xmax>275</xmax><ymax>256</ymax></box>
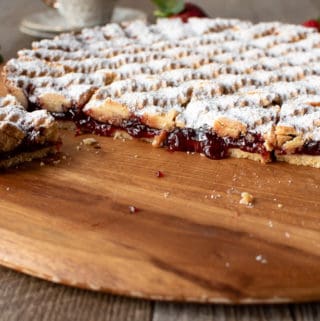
<box><xmin>0</xmin><ymin>95</ymin><xmax>60</xmax><ymax>168</ymax></box>
<box><xmin>3</xmin><ymin>17</ymin><xmax>320</xmax><ymax>166</ymax></box>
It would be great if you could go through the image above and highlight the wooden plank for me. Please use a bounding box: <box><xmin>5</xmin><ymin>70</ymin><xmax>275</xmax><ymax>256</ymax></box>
<box><xmin>0</xmin><ymin>266</ymin><xmax>153</xmax><ymax>321</ymax></box>
<box><xmin>153</xmin><ymin>302</ymin><xmax>320</xmax><ymax>321</ymax></box>
<box><xmin>1</xmin><ymin>264</ymin><xmax>319</xmax><ymax>321</ymax></box>
<box><xmin>153</xmin><ymin>303</ymin><xmax>213</xmax><ymax>321</ymax></box>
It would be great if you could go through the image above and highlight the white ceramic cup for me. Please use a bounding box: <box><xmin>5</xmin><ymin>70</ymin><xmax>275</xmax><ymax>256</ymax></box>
<box><xmin>43</xmin><ymin>0</ymin><xmax>116</xmax><ymax>27</ymax></box>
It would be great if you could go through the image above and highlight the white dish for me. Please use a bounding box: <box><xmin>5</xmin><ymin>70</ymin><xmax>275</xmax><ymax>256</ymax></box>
<box><xmin>20</xmin><ymin>6</ymin><xmax>147</xmax><ymax>38</ymax></box>
<box><xmin>19</xmin><ymin>25</ymin><xmax>59</xmax><ymax>39</ymax></box>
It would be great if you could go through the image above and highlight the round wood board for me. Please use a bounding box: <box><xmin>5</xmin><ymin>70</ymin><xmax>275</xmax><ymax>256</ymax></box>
<box><xmin>0</xmin><ymin>77</ymin><xmax>320</xmax><ymax>304</ymax></box>
<box><xmin>0</xmin><ymin>129</ymin><xmax>319</xmax><ymax>303</ymax></box>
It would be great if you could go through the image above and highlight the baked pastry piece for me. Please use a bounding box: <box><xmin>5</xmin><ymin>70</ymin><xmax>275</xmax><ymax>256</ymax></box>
<box><xmin>0</xmin><ymin>95</ymin><xmax>60</xmax><ymax>168</ymax></box>
<box><xmin>173</xmin><ymin>91</ymin><xmax>279</xmax><ymax>162</ymax></box>
<box><xmin>3</xmin><ymin>18</ymin><xmax>320</xmax><ymax>166</ymax></box>
<box><xmin>275</xmin><ymin>94</ymin><xmax>320</xmax><ymax>167</ymax></box>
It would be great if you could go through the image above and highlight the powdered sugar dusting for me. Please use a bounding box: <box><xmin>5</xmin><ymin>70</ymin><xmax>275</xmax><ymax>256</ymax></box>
<box><xmin>0</xmin><ymin>95</ymin><xmax>58</xmax><ymax>153</ymax></box>
<box><xmin>5</xmin><ymin>17</ymin><xmax>320</xmax><ymax>154</ymax></box>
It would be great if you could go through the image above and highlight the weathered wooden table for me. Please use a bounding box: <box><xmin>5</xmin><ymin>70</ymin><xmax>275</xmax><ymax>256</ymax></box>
<box><xmin>1</xmin><ymin>1</ymin><xmax>320</xmax><ymax>320</ymax></box>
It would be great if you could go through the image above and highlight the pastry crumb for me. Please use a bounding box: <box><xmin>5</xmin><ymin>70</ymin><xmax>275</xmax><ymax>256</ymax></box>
<box><xmin>226</xmin><ymin>187</ymin><xmax>238</xmax><ymax>194</ymax></box>
<box><xmin>256</xmin><ymin>254</ymin><xmax>268</xmax><ymax>264</ymax></box>
<box><xmin>210</xmin><ymin>192</ymin><xmax>221</xmax><ymax>199</ymax></box>
<box><xmin>82</xmin><ymin>138</ymin><xmax>100</xmax><ymax>148</ymax></box>
<box><xmin>239</xmin><ymin>192</ymin><xmax>254</xmax><ymax>206</ymax></box>
<box><xmin>113</xmin><ymin>132</ymin><xmax>123</xmax><ymax>140</ymax></box>
<box><xmin>277</xmin><ymin>203</ymin><xmax>283</xmax><ymax>208</ymax></box>
<box><xmin>163</xmin><ymin>192</ymin><xmax>170</xmax><ymax>198</ymax></box>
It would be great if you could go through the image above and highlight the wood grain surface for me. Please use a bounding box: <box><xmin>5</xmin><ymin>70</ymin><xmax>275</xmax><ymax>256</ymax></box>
<box><xmin>1</xmin><ymin>0</ymin><xmax>320</xmax><ymax>319</ymax></box>
<box><xmin>0</xmin><ymin>81</ymin><xmax>320</xmax><ymax>303</ymax></box>
<box><xmin>0</xmin><ymin>266</ymin><xmax>319</xmax><ymax>321</ymax></box>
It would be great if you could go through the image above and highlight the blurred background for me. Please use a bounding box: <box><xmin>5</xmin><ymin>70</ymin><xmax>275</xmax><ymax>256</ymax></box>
<box><xmin>1</xmin><ymin>0</ymin><xmax>319</xmax><ymax>59</ymax></box>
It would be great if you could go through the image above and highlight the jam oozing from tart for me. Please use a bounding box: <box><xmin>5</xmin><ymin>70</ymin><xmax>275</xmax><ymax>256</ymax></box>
<box><xmin>27</xmin><ymin>100</ymin><xmax>270</xmax><ymax>160</ymax></box>
<box><xmin>166</xmin><ymin>128</ymin><xmax>269</xmax><ymax>160</ymax></box>
<box><xmin>299</xmin><ymin>141</ymin><xmax>320</xmax><ymax>155</ymax></box>
<box><xmin>73</xmin><ymin>112</ymin><xmax>160</xmax><ymax>139</ymax></box>
<box><xmin>166</xmin><ymin>128</ymin><xmax>228</xmax><ymax>159</ymax></box>
<box><xmin>281</xmin><ymin>140</ymin><xmax>320</xmax><ymax>156</ymax></box>
<box><xmin>72</xmin><ymin>111</ymin><xmax>270</xmax><ymax>160</ymax></box>
<box><xmin>275</xmin><ymin>139</ymin><xmax>320</xmax><ymax>156</ymax></box>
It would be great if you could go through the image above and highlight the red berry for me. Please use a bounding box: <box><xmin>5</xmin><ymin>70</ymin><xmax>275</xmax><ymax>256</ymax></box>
<box><xmin>302</xmin><ymin>19</ymin><xmax>320</xmax><ymax>31</ymax></box>
<box><xmin>128</xmin><ymin>205</ymin><xmax>139</xmax><ymax>214</ymax></box>
<box><xmin>155</xmin><ymin>170</ymin><xmax>164</xmax><ymax>177</ymax></box>
<box><xmin>171</xmin><ymin>2</ymin><xmax>208</xmax><ymax>23</ymax></box>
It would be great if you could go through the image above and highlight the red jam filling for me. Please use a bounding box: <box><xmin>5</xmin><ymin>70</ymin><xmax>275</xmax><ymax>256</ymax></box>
<box><xmin>298</xmin><ymin>141</ymin><xmax>320</xmax><ymax>155</ymax></box>
<box><xmin>72</xmin><ymin>112</ymin><xmax>269</xmax><ymax>160</ymax></box>
<box><xmin>280</xmin><ymin>140</ymin><xmax>320</xmax><ymax>156</ymax></box>
<box><xmin>166</xmin><ymin>128</ymin><xmax>269</xmax><ymax>160</ymax></box>
<box><xmin>27</xmin><ymin>102</ymin><xmax>270</xmax><ymax>160</ymax></box>
<box><xmin>27</xmin><ymin>99</ymin><xmax>320</xmax><ymax>159</ymax></box>
<box><xmin>73</xmin><ymin>112</ymin><xmax>160</xmax><ymax>139</ymax></box>
<box><xmin>166</xmin><ymin>128</ymin><xmax>228</xmax><ymax>159</ymax></box>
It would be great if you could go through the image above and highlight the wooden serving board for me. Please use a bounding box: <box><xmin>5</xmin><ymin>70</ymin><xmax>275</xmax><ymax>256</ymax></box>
<box><xmin>0</xmin><ymin>77</ymin><xmax>320</xmax><ymax>304</ymax></box>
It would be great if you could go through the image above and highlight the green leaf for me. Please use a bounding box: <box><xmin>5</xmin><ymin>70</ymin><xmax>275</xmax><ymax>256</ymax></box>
<box><xmin>151</xmin><ymin>0</ymin><xmax>185</xmax><ymax>16</ymax></box>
